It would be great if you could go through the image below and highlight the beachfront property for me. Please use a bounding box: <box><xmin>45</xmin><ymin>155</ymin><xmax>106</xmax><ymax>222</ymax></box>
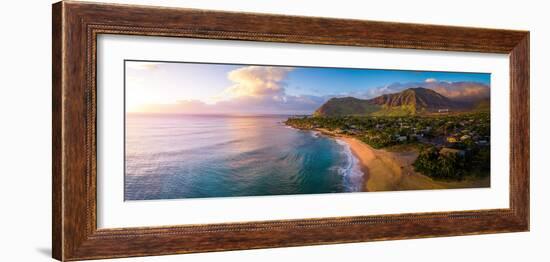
<box><xmin>447</xmin><ymin>136</ymin><xmax>459</xmax><ymax>143</ymax></box>
<box><xmin>285</xmin><ymin>110</ymin><xmax>490</xmax><ymax>183</ymax></box>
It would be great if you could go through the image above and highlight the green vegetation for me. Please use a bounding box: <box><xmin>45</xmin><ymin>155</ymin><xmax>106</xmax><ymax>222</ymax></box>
<box><xmin>314</xmin><ymin>87</ymin><xmax>462</xmax><ymax>117</ymax></box>
<box><xmin>371</xmin><ymin>104</ymin><xmax>418</xmax><ymax>117</ymax></box>
<box><xmin>413</xmin><ymin>146</ymin><xmax>490</xmax><ymax>181</ymax></box>
<box><xmin>313</xmin><ymin>97</ymin><xmax>381</xmax><ymax>117</ymax></box>
<box><xmin>285</xmin><ymin>111</ymin><xmax>490</xmax><ymax>181</ymax></box>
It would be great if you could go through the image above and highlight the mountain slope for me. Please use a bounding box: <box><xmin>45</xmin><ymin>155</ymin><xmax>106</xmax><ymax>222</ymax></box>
<box><xmin>313</xmin><ymin>97</ymin><xmax>380</xmax><ymax>117</ymax></box>
<box><xmin>368</xmin><ymin>87</ymin><xmax>458</xmax><ymax>115</ymax></box>
<box><xmin>314</xmin><ymin>87</ymin><xmax>466</xmax><ymax>117</ymax></box>
<box><xmin>369</xmin><ymin>87</ymin><xmax>454</xmax><ymax>108</ymax></box>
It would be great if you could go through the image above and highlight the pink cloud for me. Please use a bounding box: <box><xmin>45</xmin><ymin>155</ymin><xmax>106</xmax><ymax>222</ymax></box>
<box><xmin>363</xmin><ymin>80</ymin><xmax>489</xmax><ymax>102</ymax></box>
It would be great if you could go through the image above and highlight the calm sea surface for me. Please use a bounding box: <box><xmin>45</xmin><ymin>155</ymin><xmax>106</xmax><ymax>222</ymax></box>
<box><xmin>125</xmin><ymin>114</ymin><xmax>363</xmax><ymax>200</ymax></box>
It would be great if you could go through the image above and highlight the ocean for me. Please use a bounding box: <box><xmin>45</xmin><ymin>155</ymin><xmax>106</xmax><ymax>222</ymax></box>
<box><xmin>125</xmin><ymin>114</ymin><xmax>364</xmax><ymax>200</ymax></box>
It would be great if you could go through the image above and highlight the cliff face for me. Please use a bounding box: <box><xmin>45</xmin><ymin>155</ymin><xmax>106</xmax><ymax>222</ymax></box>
<box><xmin>314</xmin><ymin>87</ymin><xmax>468</xmax><ymax>117</ymax></box>
<box><xmin>368</xmin><ymin>87</ymin><xmax>457</xmax><ymax>110</ymax></box>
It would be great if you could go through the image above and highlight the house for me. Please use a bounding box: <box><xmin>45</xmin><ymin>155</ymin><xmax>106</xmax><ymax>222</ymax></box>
<box><xmin>396</xmin><ymin>136</ymin><xmax>407</xmax><ymax>142</ymax></box>
<box><xmin>439</xmin><ymin>147</ymin><xmax>466</xmax><ymax>157</ymax></box>
<box><xmin>447</xmin><ymin>136</ymin><xmax>459</xmax><ymax>143</ymax></box>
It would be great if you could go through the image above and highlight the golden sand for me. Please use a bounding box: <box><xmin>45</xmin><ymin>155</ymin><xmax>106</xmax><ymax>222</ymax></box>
<box><xmin>336</xmin><ymin>136</ymin><xmax>490</xmax><ymax>192</ymax></box>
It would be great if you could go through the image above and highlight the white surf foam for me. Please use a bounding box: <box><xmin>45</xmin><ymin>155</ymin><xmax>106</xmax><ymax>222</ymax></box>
<box><xmin>335</xmin><ymin>139</ymin><xmax>365</xmax><ymax>192</ymax></box>
<box><xmin>310</xmin><ymin>130</ymin><xmax>321</xmax><ymax>138</ymax></box>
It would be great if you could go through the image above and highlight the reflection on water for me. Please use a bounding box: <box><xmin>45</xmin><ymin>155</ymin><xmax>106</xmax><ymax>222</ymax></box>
<box><xmin>125</xmin><ymin>114</ymin><xmax>363</xmax><ymax>200</ymax></box>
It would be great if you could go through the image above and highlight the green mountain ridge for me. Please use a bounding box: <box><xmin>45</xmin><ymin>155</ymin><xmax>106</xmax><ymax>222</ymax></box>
<box><xmin>314</xmin><ymin>87</ymin><xmax>482</xmax><ymax>117</ymax></box>
<box><xmin>313</xmin><ymin>97</ymin><xmax>381</xmax><ymax>117</ymax></box>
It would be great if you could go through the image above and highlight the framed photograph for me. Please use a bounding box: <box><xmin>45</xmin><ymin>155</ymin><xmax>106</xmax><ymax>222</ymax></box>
<box><xmin>52</xmin><ymin>1</ymin><xmax>529</xmax><ymax>261</ymax></box>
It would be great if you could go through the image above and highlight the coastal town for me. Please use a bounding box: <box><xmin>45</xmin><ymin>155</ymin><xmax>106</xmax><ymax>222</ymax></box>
<box><xmin>285</xmin><ymin>111</ymin><xmax>491</xmax><ymax>181</ymax></box>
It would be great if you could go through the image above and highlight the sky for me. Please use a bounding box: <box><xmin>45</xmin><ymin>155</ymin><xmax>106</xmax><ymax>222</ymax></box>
<box><xmin>125</xmin><ymin>60</ymin><xmax>491</xmax><ymax>115</ymax></box>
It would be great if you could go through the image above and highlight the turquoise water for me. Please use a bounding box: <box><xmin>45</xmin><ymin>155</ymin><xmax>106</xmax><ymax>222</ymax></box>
<box><xmin>125</xmin><ymin>114</ymin><xmax>364</xmax><ymax>200</ymax></box>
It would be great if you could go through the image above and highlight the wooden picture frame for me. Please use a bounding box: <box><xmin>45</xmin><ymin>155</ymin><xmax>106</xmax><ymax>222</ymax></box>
<box><xmin>52</xmin><ymin>1</ymin><xmax>529</xmax><ymax>261</ymax></box>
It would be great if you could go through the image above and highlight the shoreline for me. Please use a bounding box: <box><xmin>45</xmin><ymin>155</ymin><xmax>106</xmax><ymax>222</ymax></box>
<box><xmin>308</xmin><ymin>128</ymin><xmax>490</xmax><ymax>191</ymax></box>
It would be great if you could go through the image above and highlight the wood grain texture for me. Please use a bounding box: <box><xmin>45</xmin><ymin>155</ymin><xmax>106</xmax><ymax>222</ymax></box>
<box><xmin>509</xmin><ymin>35</ymin><xmax>530</xmax><ymax>225</ymax></box>
<box><xmin>52</xmin><ymin>2</ymin><xmax>63</xmax><ymax>260</ymax></box>
<box><xmin>52</xmin><ymin>1</ymin><xmax>530</xmax><ymax>261</ymax></box>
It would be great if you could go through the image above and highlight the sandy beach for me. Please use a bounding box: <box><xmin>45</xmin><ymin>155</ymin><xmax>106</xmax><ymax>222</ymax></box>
<box><xmin>332</xmin><ymin>135</ymin><xmax>489</xmax><ymax>192</ymax></box>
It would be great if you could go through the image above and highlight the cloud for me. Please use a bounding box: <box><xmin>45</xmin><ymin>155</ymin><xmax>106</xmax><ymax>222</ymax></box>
<box><xmin>216</xmin><ymin>66</ymin><xmax>294</xmax><ymax>101</ymax></box>
<box><xmin>140</xmin><ymin>95</ymin><xmax>327</xmax><ymax>115</ymax></box>
<box><xmin>138</xmin><ymin>66</ymin><xmax>327</xmax><ymax>114</ymax></box>
<box><xmin>131</xmin><ymin>65</ymin><xmax>490</xmax><ymax>114</ymax></box>
<box><xmin>429</xmin><ymin>82</ymin><xmax>490</xmax><ymax>101</ymax></box>
<box><xmin>360</xmin><ymin>80</ymin><xmax>490</xmax><ymax>102</ymax></box>
<box><xmin>361</xmin><ymin>83</ymin><xmax>407</xmax><ymax>99</ymax></box>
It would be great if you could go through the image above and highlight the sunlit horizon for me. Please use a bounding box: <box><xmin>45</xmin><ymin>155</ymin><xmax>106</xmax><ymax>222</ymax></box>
<box><xmin>125</xmin><ymin>60</ymin><xmax>491</xmax><ymax>114</ymax></box>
